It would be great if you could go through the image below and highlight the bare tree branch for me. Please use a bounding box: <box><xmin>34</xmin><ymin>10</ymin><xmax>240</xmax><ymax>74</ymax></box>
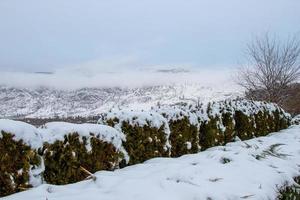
<box><xmin>237</xmin><ymin>33</ymin><xmax>300</xmax><ymax>104</ymax></box>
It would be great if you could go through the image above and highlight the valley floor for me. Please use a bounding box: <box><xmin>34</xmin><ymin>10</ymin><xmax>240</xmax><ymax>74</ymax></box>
<box><xmin>3</xmin><ymin>126</ymin><xmax>300</xmax><ymax>200</ymax></box>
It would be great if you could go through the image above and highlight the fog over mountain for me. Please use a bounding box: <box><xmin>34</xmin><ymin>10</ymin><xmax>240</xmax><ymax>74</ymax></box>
<box><xmin>0</xmin><ymin>67</ymin><xmax>242</xmax><ymax>118</ymax></box>
<box><xmin>0</xmin><ymin>65</ymin><xmax>235</xmax><ymax>89</ymax></box>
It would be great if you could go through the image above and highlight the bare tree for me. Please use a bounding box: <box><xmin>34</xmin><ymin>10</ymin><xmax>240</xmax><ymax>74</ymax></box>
<box><xmin>237</xmin><ymin>34</ymin><xmax>300</xmax><ymax>104</ymax></box>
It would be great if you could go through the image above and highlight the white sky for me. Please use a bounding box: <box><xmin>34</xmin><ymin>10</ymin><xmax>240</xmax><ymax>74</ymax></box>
<box><xmin>0</xmin><ymin>0</ymin><xmax>299</xmax><ymax>73</ymax></box>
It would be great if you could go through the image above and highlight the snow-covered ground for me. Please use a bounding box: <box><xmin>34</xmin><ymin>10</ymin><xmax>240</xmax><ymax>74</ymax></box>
<box><xmin>4</xmin><ymin>125</ymin><xmax>300</xmax><ymax>200</ymax></box>
<box><xmin>0</xmin><ymin>69</ymin><xmax>242</xmax><ymax>118</ymax></box>
<box><xmin>0</xmin><ymin>83</ymin><xmax>242</xmax><ymax>118</ymax></box>
<box><xmin>292</xmin><ymin>115</ymin><xmax>300</xmax><ymax>125</ymax></box>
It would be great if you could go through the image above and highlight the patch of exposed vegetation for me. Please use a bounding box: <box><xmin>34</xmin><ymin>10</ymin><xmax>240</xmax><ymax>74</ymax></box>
<box><xmin>42</xmin><ymin>132</ymin><xmax>123</xmax><ymax>185</ymax></box>
<box><xmin>0</xmin><ymin>131</ymin><xmax>41</xmax><ymax>197</ymax></box>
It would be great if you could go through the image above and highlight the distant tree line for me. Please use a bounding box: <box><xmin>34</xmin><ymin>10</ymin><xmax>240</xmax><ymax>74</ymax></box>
<box><xmin>16</xmin><ymin>116</ymin><xmax>99</xmax><ymax>127</ymax></box>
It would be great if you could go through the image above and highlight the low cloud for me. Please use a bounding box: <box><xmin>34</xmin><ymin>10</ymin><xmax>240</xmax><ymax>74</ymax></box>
<box><xmin>0</xmin><ymin>57</ymin><xmax>237</xmax><ymax>90</ymax></box>
<box><xmin>0</xmin><ymin>68</ymin><xmax>235</xmax><ymax>90</ymax></box>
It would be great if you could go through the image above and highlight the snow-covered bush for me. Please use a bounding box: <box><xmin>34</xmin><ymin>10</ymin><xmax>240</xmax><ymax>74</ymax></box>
<box><xmin>291</xmin><ymin>115</ymin><xmax>300</xmax><ymax>125</ymax></box>
<box><xmin>99</xmin><ymin>110</ymin><xmax>171</xmax><ymax>165</ymax></box>
<box><xmin>153</xmin><ymin>100</ymin><xmax>290</xmax><ymax>151</ymax></box>
<box><xmin>100</xmin><ymin>100</ymin><xmax>291</xmax><ymax>157</ymax></box>
<box><xmin>277</xmin><ymin>176</ymin><xmax>300</xmax><ymax>199</ymax></box>
<box><xmin>40</xmin><ymin>122</ymin><xmax>127</xmax><ymax>185</ymax></box>
<box><xmin>0</xmin><ymin>120</ymin><xmax>128</xmax><ymax>196</ymax></box>
<box><xmin>198</xmin><ymin>100</ymin><xmax>290</xmax><ymax>148</ymax></box>
<box><xmin>0</xmin><ymin>120</ymin><xmax>43</xmax><ymax>197</ymax></box>
<box><xmin>232</xmin><ymin>101</ymin><xmax>290</xmax><ymax>139</ymax></box>
<box><xmin>152</xmin><ymin>103</ymin><xmax>201</xmax><ymax>157</ymax></box>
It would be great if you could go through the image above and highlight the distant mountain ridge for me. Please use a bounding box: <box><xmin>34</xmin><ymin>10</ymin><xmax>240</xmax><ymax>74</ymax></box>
<box><xmin>0</xmin><ymin>83</ymin><xmax>242</xmax><ymax>118</ymax></box>
<box><xmin>155</xmin><ymin>68</ymin><xmax>190</xmax><ymax>73</ymax></box>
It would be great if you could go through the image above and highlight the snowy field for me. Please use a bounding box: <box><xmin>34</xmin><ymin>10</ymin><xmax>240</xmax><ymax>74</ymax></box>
<box><xmin>3</xmin><ymin>125</ymin><xmax>300</xmax><ymax>200</ymax></box>
<box><xmin>0</xmin><ymin>69</ymin><xmax>243</xmax><ymax>118</ymax></box>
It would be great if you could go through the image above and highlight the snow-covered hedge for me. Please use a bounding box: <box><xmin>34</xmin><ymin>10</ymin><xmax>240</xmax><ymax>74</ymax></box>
<box><xmin>99</xmin><ymin>110</ymin><xmax>171</xmax><ymax>165</ymax></box>
<box><xmin>150</xmin><ymin>100</ymin><xmax>290</xmax><ymax>152</ymax></box>
<box><xmin>199</xmin><ymin>100</ymin><xmax>290</xmax><ymax>149</ymax></box>
<box><xmin>40</xmin><ymin>122</ymin><xmax>127</xmax><ymax>185</ymax></box>
<box><xmin>0</xmin><ymin>120</ymin><xmax>43</xmax><ymax>197</ymax></box>
<box><xmin>5</xmin><ymin>124</ymin><xmax>300</xmax><ymax>200</ymax></box>
<box><xmin>0</xmin><ymin>120</ymin><xmax>127</xmax><ymax>196</ymax></box>
<box><xmin>0</xmin><ymin>100</ymin><xmax>291</xmax><ymax>196</ymax></box>
<box><xmin>152</xmin><ymin>104</ymin><xmax>201</xmax><ymax>157</ymax></box>
<box><xmin>99</xmin><ymin>100</ymin><xmax>291</xmax><ymax>160</ymax></box>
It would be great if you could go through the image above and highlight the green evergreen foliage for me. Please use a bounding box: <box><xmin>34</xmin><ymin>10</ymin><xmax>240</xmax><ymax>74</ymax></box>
<box><xmin>278</xmin><ymin>187</ymin><xmax>300</xmax><ymax>200</ymax></box>
<box><xmin>42</xmin><ymin>132</ymin><xmax>123</xmax><ymax>185</ymax></box>
<box><xmin>168</xmin><ymin>117</ymin><xmax>199</xmax><ymax>157</ymax></box>
<box><xmin>234</xmin><ymin>109</ymin><xmax>289</xmax><ymax>140</ymax></box>
<box><xmin>253</xmin><ymin>110</ymin><xmax>269</xmax><ymax>136</ymax></box>
<box><xmin>199</xmin><ymin>117</ymin><xmax>224</xmax><ymax>150</ymax></box>
<box><xmin>234</xmin><ymin>111</ymin><xmax>256</xmax><ymax>140</ymax></box>
<box><xmin>120</xmin><ymin>121</ymin><xmax>169</xmax><ymax>165</ymax></box>
<box><xmin>277</xmin><ymin>177</ymin><xmax>300</xmax><ymax>200</ymax></box>
<box><xmin>221</xmin><ymin>112</ymin><xmax>235</xmax><ymax>143</ymax></box>
<box><xmin>102</xmin><ymin>100</ymin><xmax>291</xmax><ymax>162</ymax></box>
<box><xmin>0</xmin><ymin>131</ymin><xmax>41</xmax><ymax>197</ymax></box>
<box><xmin>199</xmin><ymin>103</ymin><xmax>225</xmax><ymax>150</ymax></box>
<box><xmin>273</xmin><ymin>109</ymin><xmax>290</xmax><ymax>131</ymax></box>
<box><xmin>106</xmin><ymin>117</ymin><xmax>120</xmax><ymax>128</ymax></box>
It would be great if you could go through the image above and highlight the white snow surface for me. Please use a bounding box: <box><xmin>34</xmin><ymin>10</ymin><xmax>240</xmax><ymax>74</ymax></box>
<box><xmin>146</xmin><ymin>99</ymin><xmax>289</xmax><ymax>131</ymax></box>
<box><xmin>153</xmin><ymin>105</ymin><xmax>201</xmax><ymax>126</ymax></box>
<box><xmin>0</xmin><ymin>119</ymin><xmax>43</xmax><ymax>149</ymax></box>
<box><xmin>41</xmin><ymin>122</ymin><xmax>126</xmax><ymax>153</ymax></box>
<box><xmin>0</xmin><ymin>82</ymin><xmax>243</xmax><ymax>118</ymax></box>
<box><xmin>207</xmin><ymin>100</ymin><xmax>286</xmax><ymax>117</ymax></box>
<box><xmin>99</xmin><ymin>109</ymin><xmax>171</xmax><ymax>137</ymax></box>
<box><xmin>4</xmin><ymin>125</ymin><xmax>300</xmax><ymax>200</ymax></box>
<box><xmin>0</xmin><ymin>120</ymin><xmax>126</xmax><ymax>153</ymax></box>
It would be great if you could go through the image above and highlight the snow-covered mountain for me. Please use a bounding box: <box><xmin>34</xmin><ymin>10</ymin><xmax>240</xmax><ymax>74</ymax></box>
<box><xmin>0</xmin><ymin>82</ymin><xmax>242</xmax><ymax>118</ymax></box>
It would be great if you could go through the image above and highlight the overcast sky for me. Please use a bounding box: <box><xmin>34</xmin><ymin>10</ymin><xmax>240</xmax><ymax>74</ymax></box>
<box><xmin>0</xmin><ymin>0</ymin><xmax>299</xmax><ymax>73</ymax></box>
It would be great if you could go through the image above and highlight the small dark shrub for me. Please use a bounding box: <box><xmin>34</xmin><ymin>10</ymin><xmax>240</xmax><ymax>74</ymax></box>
<box><xmin>0</xmin><ymin>131</ymin><xmax>41</xmax><ymax>197</ymax></box>
<box><xmin>199</xmin><ymin>117</ymin><xmax>225</xmax><ymax>150</ymax></box>
<box><xmin>42</xmin><ymin>133</ymin><xmax>123</xmax><ymax>185</ymax></box>
<box><xmin>168</xmin><ymin>117</ymin><xmax>199</xmax><ymax>157</ymax></box>
<box><xmin>121</xmin><ymin>121</ymin><xmax>169</xmax><ymax>165</ymax></box>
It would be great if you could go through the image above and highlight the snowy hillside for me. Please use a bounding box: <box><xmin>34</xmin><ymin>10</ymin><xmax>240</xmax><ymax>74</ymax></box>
<box><xmin>0</xmin><ymin>82</ymin><xmax>242</xmax><ymax>118</ymax></box>
<box><xmin>3</xmin><ymin>125</ymin><xmax>300</xmax><ymax>200</ymax></box>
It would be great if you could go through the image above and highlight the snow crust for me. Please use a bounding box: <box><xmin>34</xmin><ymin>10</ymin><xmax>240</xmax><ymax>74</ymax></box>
<box><xmin>206</xmin><ymin>100</ymin><xmax>287</xmax><ymax>117</ymax></box>
<box><xmin>100</xmin><ymin>100</ymin><xmax>289</xmax><ymax>133</ymax></box>
<box><xmin>41</xmin><ymin>122</ymin><xmax>126</xmax><ymax>153</ymax></box>
<box><xmin>0</xmin><ymin>119</ymin><xmax>43</xmax><ymax>149</ymax></box>
<box><xmin>99</xmin><ymin>109</ymin><xmax>171</xmax><ymax>137</ymax></box>
<box><xmin>0</xmin><ymin>120</ymin><xmax>126</xmax><ymax>153</ymax></box>
<box><xmin>4</xmin><ymin>125</ymin><xmax>300</xmax><ymax>200</ymax></box>
<box><xmin>152</xmin><ymin>104</ymin><xmax>201</xmax><ymax>126</ymax></box>
<box><xmin>107</xmin><ymin>100</ymin><xmax>290</xmax><ymax>134</ymax></box>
